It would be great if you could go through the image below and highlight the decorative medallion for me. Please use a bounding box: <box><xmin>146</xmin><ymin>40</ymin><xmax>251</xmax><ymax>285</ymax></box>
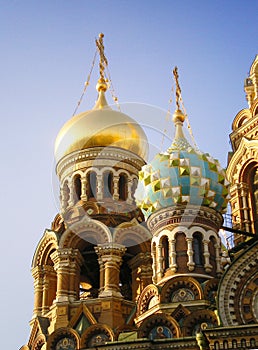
<box><xmin>55</xmin><ymin>337</ymin><xmax>76</xmax><ymax>350</ymax></box>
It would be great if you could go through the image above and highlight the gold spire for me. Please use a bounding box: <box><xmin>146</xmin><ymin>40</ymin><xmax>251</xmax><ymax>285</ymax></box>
<box><xmin>95</xmin><ymin>33</ymin><xmax>108</xmax><ymax>92</ymax></box>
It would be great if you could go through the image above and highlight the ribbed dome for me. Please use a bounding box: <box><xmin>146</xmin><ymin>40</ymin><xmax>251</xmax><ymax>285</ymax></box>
<box><xmin>136</xmin><ymin>109</ymin><xmax>230</xmax><ymax>219</ymax></box>
<box><xmin>55</xmin><ymin>90</ymin><xmax>148</xmax><ymax>164</ymax></box>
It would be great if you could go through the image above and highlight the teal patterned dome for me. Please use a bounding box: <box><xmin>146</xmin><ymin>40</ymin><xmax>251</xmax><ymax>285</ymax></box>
<box><xmin>137</xmin><ymin>110</ymin><xmax>230</xmax><ymax>219</ymax></box>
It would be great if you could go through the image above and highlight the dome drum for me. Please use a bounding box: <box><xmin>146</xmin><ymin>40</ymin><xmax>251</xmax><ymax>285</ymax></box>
<box><xmin>147</xmin><ymin>204</ymin><xmax>223</xmax><ymax>234</ymax></box>
<box><xmin>56</xmin><ymin>146</ymin><xmax>146</xmax><ymax>180</ymax></box>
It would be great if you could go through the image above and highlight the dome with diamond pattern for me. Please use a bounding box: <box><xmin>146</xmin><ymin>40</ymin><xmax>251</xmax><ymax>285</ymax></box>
<box><xmin>136</xmin><ymin>109</ymin><xmax>230</xmax><ymax>219</ymax></box>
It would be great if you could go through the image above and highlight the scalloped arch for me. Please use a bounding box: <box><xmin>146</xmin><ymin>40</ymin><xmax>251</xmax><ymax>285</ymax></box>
<box><xmin>137</xmin><ymin>313</ymin><xmax>181</xmax><ymax>339</ymax></box>
<box><xmin>80</xmin><ymin>324</ymin><xmax>114</xmax><ymax>348</ymax></box>
<box><xmin>203</xmin><ymin>278</ymin><xmax>219</xmax><ymax>301</ymax></box>
<box><xmin>250</xmin><ymin>97</ymin><xmax>258</xmax><ymax>117</ymax></box>
<box><xmin>227</xmin><ymin>138</ymin><xmax>258</xmax><ymax>183</ymax></box>
<box><xmin>31</xmin><ymin>334</ymin><xmax>46</xmax><ymax>350</ymax></box>
<box><xmin>232</xmin><ymin>109</ymin><xmax>252</xmax><ymax>131</ymax></box>
<box><xmin>160</xmin><ymin>276</ymin><xmax>203</xmax><ymax>303</ymax></box>
<box><xmin>136</xmin><ymin>284</ymin><xmax>160</xmax><ymax>316</ymax></box>
<box><xmin>113</xmin><ymin>224</ymin><xmax>152</xmax><ymax>251</ymax></box>
<box><xmin>59</xmin><ymin>216</ymin><xmax>112</xmax><ymax>249</ymax></box>
<box><xmin>32</xmin><ymin>230</ymin><xmax>58</xmax><ymax>268</ymax></box>
<box><xmin>182</xmin><ymin>309</ymin><xmax>218</xmax><ymax>336</ymax></box>
<box><xmin>250</xmin><ymin>55</ymin><xmax>258</xmax><ymax>76</ymax></box>
<box><xmin>46</xmin><ymin>328</ymin><xmax>80</xmax><ymax>350</ymax></box>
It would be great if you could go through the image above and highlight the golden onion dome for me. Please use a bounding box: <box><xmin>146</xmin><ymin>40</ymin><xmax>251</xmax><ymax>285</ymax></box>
<box><xmin>55</xmin><ymin>86</ymin><xmax>148</xmax><ymax>164</ymax></box>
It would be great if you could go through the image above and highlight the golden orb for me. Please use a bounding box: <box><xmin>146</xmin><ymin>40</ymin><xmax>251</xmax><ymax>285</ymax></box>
<box><xmin>173</xmin><ymin>109</ymin><xmax>185</xmax><ymax>123</ymax></box>
<box><xmin>55</xmin><ymin>92</ymin><xmax>148</xmax><ymax>164</ymax></box>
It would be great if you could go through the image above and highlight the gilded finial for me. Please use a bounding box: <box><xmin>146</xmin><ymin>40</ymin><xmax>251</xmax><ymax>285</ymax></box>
<box><xmin>95</xmin><ymin>33</ymin><xmax>108</xmax><ymax>92</ymax></box>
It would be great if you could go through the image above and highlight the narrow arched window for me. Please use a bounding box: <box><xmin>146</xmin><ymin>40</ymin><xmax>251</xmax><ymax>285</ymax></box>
<box><xmin>251</xmin><ymin>167</ymin><xmax>258</xmax><ymax>231</ymax></box>
<box><xmin>193</xmin><ymin>232</ymin><xmax>203</xmax><ymax>265</ymax></box>
<box><xmin>232</xmin><ymin>339</ymin><xmax>237</xmax><ymax>348</ymax></box>
<box><xmin>119</xmin><ymin>174</ymin><xmax>128</xmax><ymax>200</ymax></box>
<box><xmin>73</xmin><ymin>175</ymin><xmax>81</xmax><ymax>202</ymax></box>
<box><xmin>208</xmin><ymin>236</ymin><xmax>217</xmax><ymax>274</ymax></box>
<box><xmin>62</xmin><ymin>180</ymin><xmax>70</xmax><ymax>208</ymax></box>
<box><xmin>87</xmin><ymin>172</ymin><xmax>97</xmax><ymax>199</ymax></box>
<box><xmin>175</xmin><ymin>232</ymin><xmax>187</xmax><ymax>271</ymax></box>
<box><xmin>214</xmin><ymin>341</ymin><xmax>220</xmax><ymax>350</ymax></box>
<box><xmin>161</xmin><ymin>236</ymin><xmax>169</xmax><ymax>271</ymax></box>
<box><xmin>241</xmin><ymin>339</ymin><xmax>246</xmax><ymax>348</ymax></box>
<box><xmin>250</xmin><ymin>338</ymin><xmax>256</xmax><ymax>347</ymax></box>
<box><xmin>103</xmin><ymin>171</ymin><xmax>113</xmax><ymax>198</ymax></box>
<box><xmin>223</xmin><ymin>340</ymin><xmax>228</xmax><ymax>349</ymax></box>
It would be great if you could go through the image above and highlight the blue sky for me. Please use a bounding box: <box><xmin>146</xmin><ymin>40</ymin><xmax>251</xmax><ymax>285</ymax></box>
<box><xmin>0</xmin><ymin>1</ymin><xmax>257</xmax><ymax>348</ymax></box>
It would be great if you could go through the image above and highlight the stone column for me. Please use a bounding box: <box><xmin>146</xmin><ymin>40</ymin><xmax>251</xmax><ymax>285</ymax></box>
<box><xmin>31</xmin><ymin>266</ymin><xmax>44</xmax><ymax>316</ymax></box>
<box><xmin>113</xmin><ymin>176</ymin><xmax>119</xmax><ymax>200</ymax></box>
<box><xmin>98</xmin><ymin>257</ymin><xmax>105</xmax><ymax>294</ymax></box>
<box><xmin>96</xmin><ymin>174</ymin><xmax>103</xmax><ymax>201</ymax></box>
<box><xmin>95</xmin><ymin>244</ymin><xmax>126</xmax><ymax>298</ymax></box>
<box><xmin>51</xmin><ymin>248</ymin><xmax>83</xmax><ymax>303</ymax></box>
<box><xmin>80</xmin><ymin>177</ymin><xmax>88</xmax><ymax>201</ymax></box>
<box><xmin>60</xmin><ymin>184</ymin><xmax>69</xmax><ymax>213</ymax></box>
<box><xmin>214</xmin><ymin>242</ymin><xmax>222</xmax><ymax>275</ymax></box>
<box><xmin>186</xmin><ymin>237</ymin><xmax>195</xmax><ymax>271</ymax></box>
<box><xmin>127</xmin><ymin>179</ymin><xmax>133</xmax><ymax>204</ymax></box>
<box><xmin>156</xmin><ymin>244</ymin><xmax>163</xmax><ymax>281</ymax></box>
<box><xmin>42</xmin><ymin>265</ymin><xmax>54</xmax><ymax>314</ymax></box>
<box><xmin>240</xmin><ymin>184</ymin><xmax>251</xmax><ymax>232</ymax></box>
<box><xmin>67</xmin><ymin>179</ymin><xmax>74</xmax><ymax>207</ymax></box>
<box><xmin>151</xmin><ymin>244</ymin><xmax>157</xmax><ymax>284</ymax></box>
<box><xmin>169</xmin><ymin>238</ymin><xmax>177</xmax><ymax>272</ymax></box>
<box><xmin>68</xmin><ymin>250</ymin><xmax>84</xmax><ymax>301</ymax></box>
<box><xmin>203</xmin><ymin>240</ymin><xmax>212</xmax><ymax>273</ymax></box>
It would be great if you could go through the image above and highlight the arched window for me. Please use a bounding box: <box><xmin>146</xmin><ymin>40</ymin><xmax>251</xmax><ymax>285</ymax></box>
<box><xmin>232</xmin><ymin>339</ymin><xmax>237</xmax><ymax>348</ymax></box>
<box><xmin>119</xmin><ymin>257</ymin><xmax>132</xmax><ymax>301</ymax></box>
<box><xmin>208</xmin><ymin>236</ymin><xmax>217</xmax><ymax>274</ymax></box>
<box><xmin>193</xmin><ymin>232</ymin><xmax>203</xmax><ymax>265</ymax></box>
<box><xmin>80</xmin><ymin>242</ymin><xmax>99</xmax><ymax>299</ymax></box>
<box><xmin>250</xmin><ymin>338</ymin><xmax>256</xmax><ymax>347</ymax></box>
<box><xmin>87</xmin><ymin>172</ymin><xmax>97</xmax><ymax>199</ymax></box>
<box><xmin>73</xmin><ymin>175</ymin><xmax>81</xmax><ymax>202</ymax></box>
<box><xmin>119</xmin><ymin>174</ymin><xmax>128</xmax><ymax>200</ymax></box>
<box><xmin>62</xmin><ymin>180</ymin><xmax>70</xmax><ymax>208</ymax></box>
<box><xmin>242</xmin><ymin>162</ymin><xmax>258</xmax><ymax>233</ymax></box>
<box><xmin>214</xmin><ymin>341</ymin><xmax>220</xmax><ymax>349</ymax></box>
<box><xmin>241</xmin><ymin>339</ymin><xmax>246</xmax><ymax>348</ymax></box>
<box><xmin>175</xmin><ymin>232</ymin><xmax>187</xmax><ymax>271</ymax></box>
<box><xmin>161</xmin><ymin>236</ymin><xmax>169</xmax><ymax>271</ymax></box>
<box><xmin>103</xmin><ymin>171</ymin><xmax>113</xmax><ymax>198</ymax></box>
<box><xmin>223</xmin><ymin>340</ymin><xmax>228</xmax><ymax>349</ymax></box>
<box><xmin>250</xmin><ymin>167</ymin><xmax>258</xmax><ymax>231</ymax></box>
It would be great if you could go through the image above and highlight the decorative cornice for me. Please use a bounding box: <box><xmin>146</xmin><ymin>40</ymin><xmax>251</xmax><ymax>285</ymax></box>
<box><xmin>56</xmin><ymin>147</ymin><xmax>145</xmax><ymax>179</ymax></box>
<box><xmin>147</xmin><ymin>205</ymin><xmax>222</xmax><ymax>234</ymax></box>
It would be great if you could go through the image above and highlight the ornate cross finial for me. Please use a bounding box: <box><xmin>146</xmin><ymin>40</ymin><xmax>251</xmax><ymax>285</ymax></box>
<box><xmin>95</xmin><ymin>33</ymin><xmax>108</xmax><ymax>81</ymax></box>
<box><xmin>173</xmin><ymin>66</ymin><xmax>181</xmax><ymax>110</ymax></box>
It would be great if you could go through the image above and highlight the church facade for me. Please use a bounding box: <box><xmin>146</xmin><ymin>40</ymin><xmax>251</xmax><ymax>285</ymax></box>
<box><xmin>20</xmin><ymin>36</ymin><xmax>258</xmax><ymax>350</ymax></box>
